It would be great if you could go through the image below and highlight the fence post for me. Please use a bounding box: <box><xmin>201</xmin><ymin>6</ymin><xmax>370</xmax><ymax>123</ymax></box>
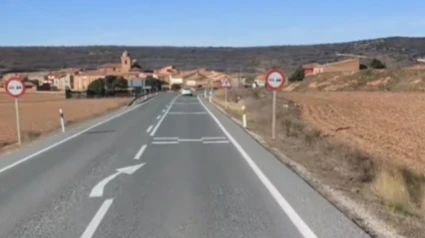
<box><xmin>59</xmin><ymin>108</ymin><xmax>65</xmax><ymax>132</ymax></box>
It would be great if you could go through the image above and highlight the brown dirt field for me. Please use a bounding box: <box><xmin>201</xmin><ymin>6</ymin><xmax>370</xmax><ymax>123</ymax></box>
<box><xmin>284</xmin><ymin>92</ymin><xmax>425</xmax><ymax>175</ymax></box>
<box><xmin>0</xmin><ymin>92</ymin><xmax>131</xmax><ymax>147</ymax></box>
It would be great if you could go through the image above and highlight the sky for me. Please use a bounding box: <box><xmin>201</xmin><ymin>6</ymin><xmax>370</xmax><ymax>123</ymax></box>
<box><xmin>1</xmin><ymin>0</ymin><xmax>424</xmax><ymax>47</ymax></box>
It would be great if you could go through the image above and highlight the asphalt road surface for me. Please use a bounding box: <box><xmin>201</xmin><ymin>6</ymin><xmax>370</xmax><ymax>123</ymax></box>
<box><xmin>0</xmin><ymin>92</ymin><xmax>371</xmax><ymax>238</ymax></box>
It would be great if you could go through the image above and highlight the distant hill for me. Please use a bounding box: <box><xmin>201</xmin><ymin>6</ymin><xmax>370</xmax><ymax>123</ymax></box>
<box><xmin>0</xmin><ymin>37</ymin><xmax>424</xmax><ymax>76</ymax></box>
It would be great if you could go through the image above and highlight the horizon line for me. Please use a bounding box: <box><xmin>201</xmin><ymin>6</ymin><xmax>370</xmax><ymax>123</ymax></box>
<box><xmin>0</xmin><ymin>36</ymin><xmax>423</xmax><ymax>48</ymax></box>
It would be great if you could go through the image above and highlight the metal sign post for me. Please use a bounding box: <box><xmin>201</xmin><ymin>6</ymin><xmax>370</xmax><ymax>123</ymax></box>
<box><xmin>265</xmin><ymin>70</ymin><xmax>287</xmax><ymax>139</ymax></box>
<box><xmin>221</xmin><ymin>78</ymin><xmax>232</xmax><ymax>109</ymax></box>
<box><xmin>14</xmin><ymin>99</ymin><xmax>21</xmax><ymax>145</ymax></box>
<box><xmin>5</xmin><ymin>77</ymin><xmax>26</xmax><ymax>145</ymax></box>
<box><xmin>225</xmin><ymin>87</ymin><xmax>228</xmax><ymax>109</ymax></box>
<box><xmin>272</xmin><ymin>91</ymin><xmax>277</xmax><ymax>139</ymax></box>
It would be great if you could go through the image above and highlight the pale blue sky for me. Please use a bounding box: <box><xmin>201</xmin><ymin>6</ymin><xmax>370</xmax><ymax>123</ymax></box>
<box><xmin>1</xmin><ymin>0</ymin><xmax>424</xmax><ymax>46</ymax></box>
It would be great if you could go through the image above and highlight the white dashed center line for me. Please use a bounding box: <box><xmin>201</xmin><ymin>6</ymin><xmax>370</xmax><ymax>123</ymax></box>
<box><xmin>80</xmin><ymin>199</ymin><xmax>114</xmax><ymax>238</ymax></box>
<box><xmin>146</xmin><ymin>125</ymin><xmax>153</xmax><ymax>133</ymax></box>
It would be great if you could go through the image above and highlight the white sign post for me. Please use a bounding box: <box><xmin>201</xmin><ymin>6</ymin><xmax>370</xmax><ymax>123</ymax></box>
<box><xmin>59</xmin><ymin>108</ymin><xmax>65</xmax><ymax>132</ymax></box>
<box><xmin>265</xmin><ymin>70</ymin><xmax>287</xmax><ymax>139</ymax></box>
<box><xmin>221</xmin><ymin>78</ymin><xmax>232</xmax><ymax>109</ymax></box>
<box><xmin>5</xmin><ymin>77</ymin><xmax>26</xmax><ymax>145</ymax></box>
<box><xmin>241</xmin><ymin>105</ymin><xmax>247</xmax><ymax>128</ymax></box>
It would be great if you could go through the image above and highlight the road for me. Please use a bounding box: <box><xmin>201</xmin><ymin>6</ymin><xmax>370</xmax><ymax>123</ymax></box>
<box><xmin>0</xmin><ymin>92</ymin><xmax>370</xmax><ymax>238</ymax></box>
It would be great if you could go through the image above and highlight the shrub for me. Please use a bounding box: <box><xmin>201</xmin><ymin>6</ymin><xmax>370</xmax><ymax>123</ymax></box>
<box><xmin>370</xmin><ymin>58</ymin><xmax>386</xmax><ymax>69</ymax></box>
<box><xmin>289</xmin><ymin>66</ymin><xmax>305</xmax><ymax>82</ymax></box>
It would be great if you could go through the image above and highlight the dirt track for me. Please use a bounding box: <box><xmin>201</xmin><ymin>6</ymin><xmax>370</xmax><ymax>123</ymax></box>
<box><xmin>284</xmin><ymin>92</ymin><xmax>425</xmax><ymax>175</ymax></box>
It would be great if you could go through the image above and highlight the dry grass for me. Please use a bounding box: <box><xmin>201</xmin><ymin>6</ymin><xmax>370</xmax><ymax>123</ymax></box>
<box><xmin>421</xmin><ymin>189</ymin><xmax>425</xmax><ymax>217</ymax></box>
<box><xmin>0</xmin><ymin>92</ymin><xmax>131</xmax><ymax>147</ymax></box>
<box><xmin>373</xmin><ymin>168</ymin><xmax>411</xmax><ymax>213</ymax></box>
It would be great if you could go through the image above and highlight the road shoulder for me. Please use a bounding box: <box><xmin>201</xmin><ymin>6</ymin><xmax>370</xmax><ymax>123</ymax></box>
<box><xmin>199</xmin><ymin>96</ymin><xmax>371</xmax><ymax>238</ymax></box>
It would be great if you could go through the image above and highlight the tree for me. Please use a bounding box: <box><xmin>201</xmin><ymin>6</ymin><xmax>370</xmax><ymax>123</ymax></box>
<box><xmin>87</xmin><ymin>78</ymin><xmax>105</xmax><ymax>96</ymax></box>
<box><xmin>111</xmin><ymin>76</ymin><xmax>128</xmax><ymax>90</ymax></box>
<box><xmin>171</xmin><ymin>84</ymin><xmax>182</xmax><ymax>91</ymax></box>
<box><xmin>369</xmin><ymin>58</ymin><xmax>386</xmax><ymax>69</ymax></box>
<box><xmin>145</xmin><ymin>76</ymin><xmax>162</xmax><ymax>91</ymax></box>
<box><xmin>87</xmin><ymin>75</ymin><xmax>128</xmax><ymax>96</ymax></box>
<box><xmin>289</xmin><ymin>66</ymin><xmax>305</xmax><ymax>82</ymax></box>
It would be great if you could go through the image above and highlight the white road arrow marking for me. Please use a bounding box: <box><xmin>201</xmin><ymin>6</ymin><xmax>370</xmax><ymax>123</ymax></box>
<box><xmin>89</xmin><ymin>163</ymin><xmax>145</xmax><ymax>198</ymax></box>
<box><xmin>116</xmin><ymin>163</ymin><xmax>145</xmax><ymax>175</ymax></box>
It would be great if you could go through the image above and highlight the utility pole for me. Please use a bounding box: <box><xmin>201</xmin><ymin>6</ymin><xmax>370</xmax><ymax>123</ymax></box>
<box><xmin>239</xmin><ymin>66</ymin><xmax>242</xmax><ymax>88</ymax></box>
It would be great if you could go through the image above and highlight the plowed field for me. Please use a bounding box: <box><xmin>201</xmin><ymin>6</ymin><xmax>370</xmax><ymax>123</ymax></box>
<box><xmin>284</xmin><ymin>92</ymin><xmax>425</xmax><ymax>174</ymax></box>
<box><xmin>0</xmin><ymin>93</ymin><xmax>131</xmax><ymax>147</ymax></box>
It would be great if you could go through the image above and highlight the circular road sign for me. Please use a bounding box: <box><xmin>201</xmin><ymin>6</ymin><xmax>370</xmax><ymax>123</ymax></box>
<box><xmin>5</xmin><ymin>77</ymin><xmax>26</xmax><ymax>98</ymax></box>
<box><xmin>265</xmin><ymin>69</ymin><xmax>286</xmax><ymax>90</ymax></box>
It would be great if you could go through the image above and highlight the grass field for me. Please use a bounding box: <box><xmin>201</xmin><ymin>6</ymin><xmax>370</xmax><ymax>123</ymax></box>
<box><xmin>0</xmin><ymin>92</ymin><xmax>131</xmax><ymax>147</ymax></box>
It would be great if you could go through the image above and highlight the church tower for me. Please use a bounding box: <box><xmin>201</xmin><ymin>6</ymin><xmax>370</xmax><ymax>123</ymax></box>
<box><xmin>121</xmin><ymin>51</ymin><xmax>131</xmax><ymax>73</ymax></box>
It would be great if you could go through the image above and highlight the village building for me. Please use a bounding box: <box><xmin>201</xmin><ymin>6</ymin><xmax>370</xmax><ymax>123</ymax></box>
<box><xmin>303</xmin><ymin>58</ymin><xmax>360</xmax><ymax>76</ymax></box>
<box><xmin>72</xmin><ymin>51</ymin><xmax>145</xmax><ymax>91</ymax></box>
<box><xmin>156</xmin><ymin>65</ymin><xmax>180</xmax><ymax>83</ymax></box>
<box><xmin>53</xmin><ymin>74</ymin><xmax>74</xmax><ymax>90</ymax></box>
<box><xmin>253</xmin><ymin>74</ymin><xmax>266</xmax><ymax>87</ymax></box>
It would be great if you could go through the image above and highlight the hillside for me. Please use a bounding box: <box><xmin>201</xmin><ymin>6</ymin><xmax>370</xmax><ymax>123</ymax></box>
<box><xmin>0</xmin><ymin>37</ymin><xmax>425</xmax><ymax>76</ymax></box>
<box><xmin>285</xmin><ymin>68</ymin><xmax>425</xmax><ymax>92</ymax></box>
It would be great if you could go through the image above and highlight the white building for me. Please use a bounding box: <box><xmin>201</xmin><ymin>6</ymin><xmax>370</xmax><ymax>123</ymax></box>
<box><xmin>53</xmin><ymin>74</ymin><xmax>74</xmax><ymax>90</ymax></box>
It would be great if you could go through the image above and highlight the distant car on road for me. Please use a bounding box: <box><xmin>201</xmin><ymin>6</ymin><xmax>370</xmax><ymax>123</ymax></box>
<box><xmin>181</xmin><ymin>87</ymin><xmax>193</xmax><ymax>96</ymax></box>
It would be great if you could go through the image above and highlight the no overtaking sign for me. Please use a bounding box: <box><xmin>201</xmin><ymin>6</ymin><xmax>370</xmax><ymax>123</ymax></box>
<box><xmin>265</xmin><ymin>69</ymin><xmax>286</xmax><ymax>91</ymax></box>
<box><xmin>265</xmin><ymin>69</ymin><xmax>287</xmax><ymax>140</ymax></box>
<box><xmin>5</xmin><ymin>77</ymin><xmax>26</xmax><ymax>145</ymax></box>
<box><xmin>5</xmin><ymin>77</ymin><xmax>26</xmax><ymax>98</ymax></box>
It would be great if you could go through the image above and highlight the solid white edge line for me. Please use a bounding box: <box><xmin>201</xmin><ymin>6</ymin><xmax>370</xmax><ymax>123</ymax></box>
<box><xmin>80</xmin><ymin>198</ymin><xmax>114</xmax><ymax>238</ymax></box>
<box><xmin>146</xmin><ymin>125</ymin><xmax>153</xmax><ymax>133</ymax></box>
<box><xmin>134</xmin><ymin>144</ymin><xmax>147</xmax><ymax>160</ymax></box>
<box><xmin>0</xmin><ymin>96</ymin><xmax>157</xmax><ymax>175</ymax></box>
<box><xmin>197</xmin><ymin>96</ymin><xmax>318</xmax><ymax>238</ymax></box>
<box><xmin>150</xmin><ymin>96</ymin><xmax>178</xmax><ymax>136</ymax></box>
